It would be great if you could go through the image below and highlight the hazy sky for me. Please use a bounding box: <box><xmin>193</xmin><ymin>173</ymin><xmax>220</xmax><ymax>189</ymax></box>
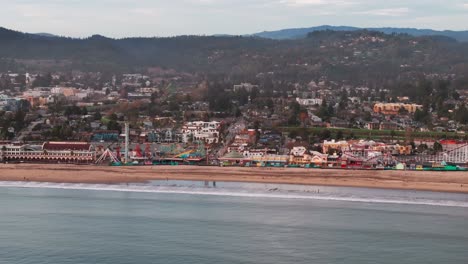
<box><xmin>1</xmin><ymin>0</ymin><xmax>468</xmax><ymax>38</ymax></box>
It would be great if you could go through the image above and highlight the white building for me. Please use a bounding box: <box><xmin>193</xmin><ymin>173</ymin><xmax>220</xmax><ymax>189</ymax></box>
<box><xmin>182</xmin><ymin>121</ymin><xmax>221</xmax><ymax>144</ymax></box>
<box><xmin>290</xmin><ymin>146</ymin><xmax>307</xmax><ymax>156</ymax></box>
<box><xmin>22</xmin><ymin>89</ymin><xmax>51</xmax><ymax>98</ymax></box>
<box><xmin>296</xmin><ymin>97</ymin><xmax>323</xmax><ymax>106</ymax></box>
<box><xmin>233</xmin><ymin>83</ymin><xmax>258</xmax><ymax>92</ymax></box>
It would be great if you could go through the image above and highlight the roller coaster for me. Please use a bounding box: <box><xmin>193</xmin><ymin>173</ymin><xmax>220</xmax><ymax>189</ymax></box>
<box><xmin>398</xmin><ymin>144</ymin><xmax>468</xmax><ymax>165</ymax></box>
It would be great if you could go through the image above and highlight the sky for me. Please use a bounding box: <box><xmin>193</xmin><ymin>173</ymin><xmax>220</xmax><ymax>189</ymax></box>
<box><xmin>1</xmin><ymin>0</ymin><xmax>468</xmax><ymax>38</ymax></box>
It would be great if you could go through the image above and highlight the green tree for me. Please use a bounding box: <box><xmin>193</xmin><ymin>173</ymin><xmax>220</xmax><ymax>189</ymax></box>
<box><xmin>320</xmin><ymin>129</ymin><xmax>331</xmax><ymax>140</ymax></box>
<box><xmin>107</xmin><ymin>120</ymin><xmax>121</xmax><ymax>133</ymax></box>
<box><xmin>336</xmin><ymin>130</ymin><xmax>344</xmax><ymax>140</ymax></box>
<box><xmin>433</xmin><ymin>142</ymin><xmax>443</xmax><ymax>153</ymax></box>
<box><xmin>454</xmin><ymin>104</ymin><xmax>468</xmax><ymax>124</ymax></box>
<box><xmin>93</xmin><ymin>111</ymin><xmax>102</xmax><ymax>121</ymax></box>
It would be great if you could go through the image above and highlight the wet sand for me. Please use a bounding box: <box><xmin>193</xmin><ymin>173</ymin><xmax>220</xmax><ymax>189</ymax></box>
<box><xmin>0</xmin><ymin>164</ymin><xmax>467</xmax><ymax>193</ymax></box>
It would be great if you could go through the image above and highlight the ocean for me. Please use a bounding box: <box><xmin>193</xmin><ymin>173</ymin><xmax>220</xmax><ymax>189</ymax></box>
<box><xmin>1</xmin><ymin>181</ymin><xmax>468</xmax><ymax>264</ymax></box>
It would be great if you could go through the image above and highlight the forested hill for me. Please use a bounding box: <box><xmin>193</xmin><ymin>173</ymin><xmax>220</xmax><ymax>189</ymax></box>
<box><xmin>253</xmin><ymin>25</ymin><xmax>468</xmax><ymax>42</ymax></box>
<box><xmin>1</xmin><ymin>27</ymin><xmax>468</xmax><ymax>88</ymax></box>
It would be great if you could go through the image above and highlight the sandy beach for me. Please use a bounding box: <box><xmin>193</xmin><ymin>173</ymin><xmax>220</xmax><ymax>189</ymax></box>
<box><xmin>0</xmin><ymin>164</ymin><xmax>467</xmax><ymax>193</ymax></box>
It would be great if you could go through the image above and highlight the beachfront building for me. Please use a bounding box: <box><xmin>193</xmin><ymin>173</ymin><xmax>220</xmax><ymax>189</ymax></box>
<box><xmin>289</xmin><ymin>146</ymin><xmax>313</xmax><ymax>166</ymax></box>
<box><xmin>322</xmin><ymin>140</ymin><xmax>350</xmax><ymax>154</ymax></box>
<box><xmin>226</xmin><ymin>133</ymin><xmax>251</xmax><ymax>153</ymax></box>
<box><xmin>218</xmin><ymin>151</ymin><xmax>251</xmax><ymax>166</ymax></box>
<box><xmin>0</xmin><ymin>142</ymin><xmax>95</xmax><ymax>164</ymax></box>
<box><xmin>309</xmin><ymin>151</ymin><xmax>328</xmax><ymax>166</ymax></box>
<box><xmin>252</xmin><ymin>155</ymin><xmax>289</xmax><ymax>167</ymax></box>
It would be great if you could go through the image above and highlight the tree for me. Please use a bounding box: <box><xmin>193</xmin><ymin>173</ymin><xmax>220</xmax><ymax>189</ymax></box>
<box><xmin>168</xmin><ymin>100</ymin><xmax>180</xmax><ymax>111</ymax></box>
<box><xmin>32</xmin><ymin>73</ymin><xmax>53</xmax><ymax>87</ymax></box>
<box><xmin>107</xmin><ymin>120</ymin><xmax>121</xmax><ymax>133</ymax></box>
<box><xmin>320</xmin><ymin>129</ymin><xmax>331</xmax><ymax>140</ymax></box>
<box><xmin>454</xmin><ymin>104</ymin><xmax>468</xmax><ymax>124</ymax></box>
<box><xmin>417</xmin><ymin>143</ymin><xmax>428</xmax><ymax>153</ymax></box>
<box><xmin>234</xmin><ymin>107</ymin><xmax>242</xmax><ymax>118</ymax></box>
<box><xmin>288</xmin><ymin>130</ymin><xmax>298</xmax><ymax>139</ymax></box>
<box><xmin>338</xmin><ymin>90</ymin><xmax>348</xmax><ymax>110</ymax></box>
<box><xmin>379</xmin><ymin>91</ymin><xmax>386</xmax><ymax>102</ymax></box>
<box><xmin>398</xmin><ymin>107</ymin><xmax>408</xmax><ymax>115</ymax></box>
<box><xmin>81</xmin><ymin>107</ymin><xmax>88</xmax><ymax>116</ymax></box>
<box><xmin>414</xmin><ymin>108</ymin><xmax>431</xmax><ymax>124</ymax></box>
<box><xmin>13</xmin><ymin>110</ymin><xmax>26</xmax><ymax>132</ymax></box>
<box><xmin>433</xmin><ymin>142</ymin><xmax>443</xmax><ymax>153</ymax></box>
<box><xmin>317</xmin><ymin>100</ymin><xmax>331</xmax><ymax>121</ymax></box>
<box><xmin>93</xmin><ymin>111</ymin><xmax>102</xmax><ymax>121</ymax></box>
<box><xmin>287</xmin><ymin>101</ymin><xmax>301</xmax><ymax>126</ymax></box>
<box><xmin>336</xmin><ymin>130</ymin><xmax>344</xmax><ymax>140</ymax></box>
<box><xmin>109</xmin><ymin>113</ymin><xmax>118</xmax><ymax>121</ymax></box>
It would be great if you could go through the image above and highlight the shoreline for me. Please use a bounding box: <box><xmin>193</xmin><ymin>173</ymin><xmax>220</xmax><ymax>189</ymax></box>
<box><xmin>1</xmin><ymin>164</ymin><xmax>468</xmax><ymax>194</ymax></box>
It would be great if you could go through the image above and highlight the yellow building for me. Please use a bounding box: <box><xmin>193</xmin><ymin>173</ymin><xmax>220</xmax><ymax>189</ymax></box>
<box><xmin>373</xmin><ymin>103</ymin><xmax>423</xmax><ymax>115</ymax></box>
<box><xmin>396</xmin><ymin>144</ymin><xmax>412</xmax><ymax>155</ymax></box>
<box><xmin>322</xmin><ymin>140</ymin><xmax>350</xmax><ymax>154</ymax></box>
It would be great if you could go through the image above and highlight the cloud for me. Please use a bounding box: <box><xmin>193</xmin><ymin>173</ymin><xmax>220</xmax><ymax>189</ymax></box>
<box><xmin>130</xmin><ymin>8</ymin><xmax>159</xmax><ymax>16</ymax></box>
<box><xmin>355</xmin><ymin>7</ymin><xmax>410</xmax><ymax>17</ymax></box>
<box><xmin>279</xmin><ymin>0</ymin><xmax>356</xmax><ymax>7</ymax></box>
<box><xmin>463</xmin><ymin>3</ymin><xmax>468</xmax><ymax>9</ymax></box>
<box><xmin>15</xmin><ymin>4</ymin><xmax>51</xmax><ymax>18</ymax></box>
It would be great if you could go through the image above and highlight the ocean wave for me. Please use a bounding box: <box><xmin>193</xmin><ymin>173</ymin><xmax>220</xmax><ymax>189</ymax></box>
<box><xmin>0</xmin><ymin>181</ymin><xmax>467</xmax><ymax>208</ymax></box>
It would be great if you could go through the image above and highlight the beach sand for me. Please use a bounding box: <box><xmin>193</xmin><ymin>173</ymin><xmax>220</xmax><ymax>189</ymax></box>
<box><xmin>1</xmin><ymin>164</ymin><xmax>468</xmax><ymax>193</ymax></box>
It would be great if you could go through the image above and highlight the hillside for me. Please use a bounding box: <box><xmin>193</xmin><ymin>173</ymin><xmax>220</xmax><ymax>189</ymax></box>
<box><xmin>1</xmin><ymin>27</ymin><xmax>468</xmax><ymax>89</ymax></box>
<box><xmin>253</xmin><ymin>25</ymin><xmax>468</xmax><ymax>42</ymax></box>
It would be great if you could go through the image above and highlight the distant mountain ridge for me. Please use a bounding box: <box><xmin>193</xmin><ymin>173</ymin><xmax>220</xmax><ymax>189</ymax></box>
<box><xmin>34</xmin><ymin>33</ymin><xmax>59</xmax><ymax>38</ymax></box>
<box><xmin>1</xmin><ymin>25</ymin><xmax>468</xmax><ymax>87</ymax></box>
<box><xmin>253</xmin><ymin>25</ymin><xmax>468</xmax><ymax>42</ymax></box>
<box><xmin>3</xmin><ymin>25</ymin><xmax>468</xmax><ymax>42</ymax></box>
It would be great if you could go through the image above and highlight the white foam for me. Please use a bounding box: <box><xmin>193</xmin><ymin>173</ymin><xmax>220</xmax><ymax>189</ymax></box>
<box><xmin>1</xmin><ymin>181</ymin><xmax>467</xmax><ymax>208</ymax></box>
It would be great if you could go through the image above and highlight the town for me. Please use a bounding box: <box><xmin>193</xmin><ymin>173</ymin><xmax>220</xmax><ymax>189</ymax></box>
<box><xmin>0</xmin><ymin>70</ymin><xmax>467</xmax><ymax>170</ymax></box>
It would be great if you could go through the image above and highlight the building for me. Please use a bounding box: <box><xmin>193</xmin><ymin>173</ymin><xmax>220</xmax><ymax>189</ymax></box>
<box><xmin>243</xmin><ymin>148</ymin><xmax>276</xmax><ymax>158</ymax></box>
<box><xmin>289</xmin><ymin>146</ymin><xmax>313</xmax><ymax>166</ymax></box>
<box><xmin>182</xmin><ymin>121</ymin><xmax>221</xmax><ymax>144</ymax></box>
<box><xmin>147</xmin><ymin>129</ymin><xmax>183</xmax><ymax>143</ymax></box>
<box><xmin>233</xmin><ymin>83</ymin><xmax>258</xmax><ymax>92</ymax></box>
<box><xmin>308</xmin><ymin>113</ymin><xmax>322</xmax><ymax>123</ymax></box>
<box><xmin>22</xmin><ymin>89</ymin><xmax>54</xmax><ymax>107</ymax></box>
<box><xmin>218</xmin><ymin>151</ymin><xmax>251</xmax><ymax>166</ymax></box>
<box><xmin>322</xmin><ymin>140</ymin><xmax>350</xmax><ymax>154</ymax></box>
<box><xmin>296</xmin><ymin>97</ymin><xmax>323</xmax><ymax>106</ymax></box>
<box><xmin>1</xmin><ymin>141</ymin><xmax>95</xmax><ymax>163</ymax></box>
<box><xmin>379</xmin><ymin>122</ymin><xmax>398</xmax><ymax>131</ymax></box>
<box><xmin>309</xmin><ymin>151</ymin><xmax>328</xmax><ymax>166</ymax></box>
<box><xmin>252</xmin><ymin>155</ymin><xmax>289</xmax><ymax>167</ymax></box>
<box><xmin>0</xmin><ymin>95</ymin><xmax>27</xmax><ymax>112</ymax></box>
<box><xmin>373</xmin><ymin>103</ymin><xmax>423</xmax><ymax>115</ymax></box>
<box><xmin>366</xmin><ymin>122</ymin><xmax>380</xmax><ymax>130</ymax></box>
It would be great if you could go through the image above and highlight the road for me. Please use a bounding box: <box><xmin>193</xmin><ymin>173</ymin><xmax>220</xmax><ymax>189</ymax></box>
<box><xmin>15</xmin><ymin>119</ymin><xmax>44</xmax><ymax>142</ymax></box>
<box><xmin>215</xmin><ymin>118</ymin><xmax>246</xmax><ymax>158</ymax></box>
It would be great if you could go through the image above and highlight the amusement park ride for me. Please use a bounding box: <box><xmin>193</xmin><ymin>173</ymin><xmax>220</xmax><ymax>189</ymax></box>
<box><xmin>96</xmin><ymin>123</ymin><xmax>208</xmax><ymax>166</ymax></box>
